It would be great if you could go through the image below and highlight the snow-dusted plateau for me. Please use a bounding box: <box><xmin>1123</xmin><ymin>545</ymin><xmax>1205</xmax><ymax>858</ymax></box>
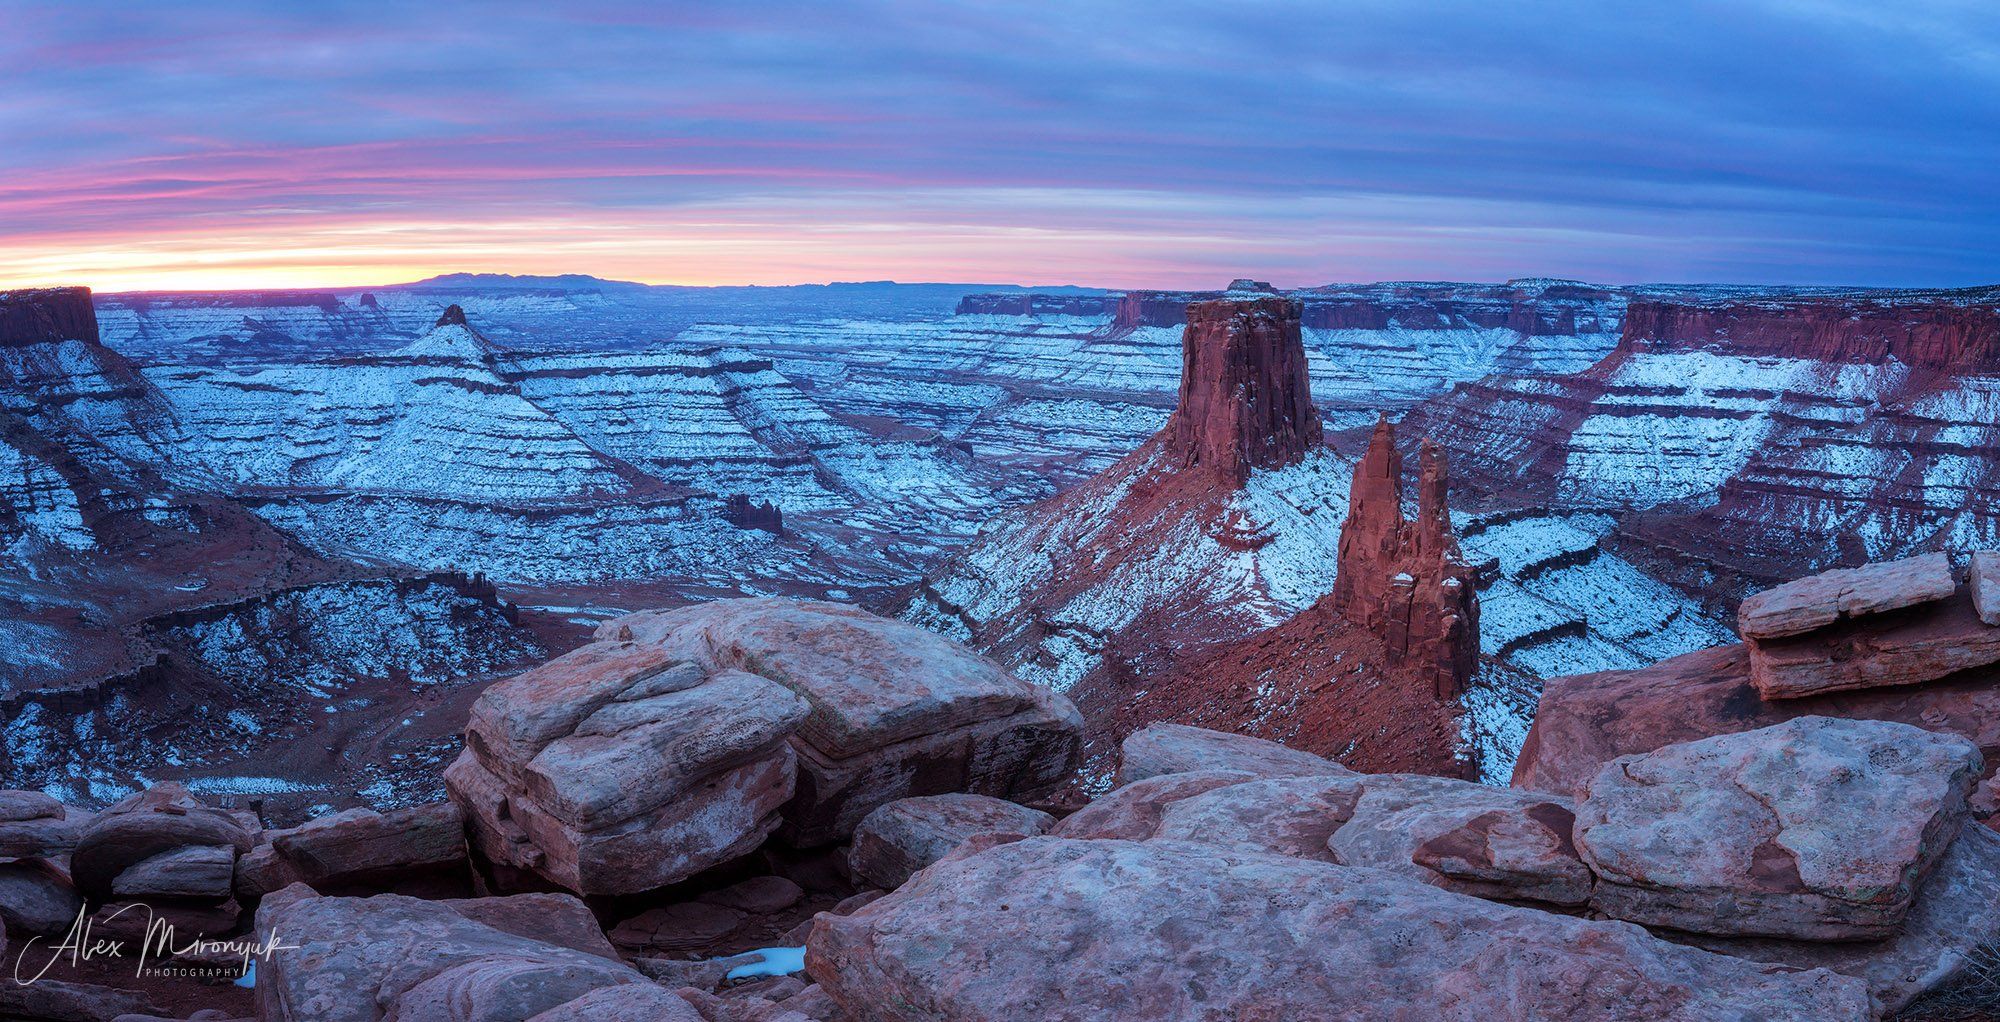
<box><xmin>4</xmin><ymin>274</ymin><xmax>1996</xmax><ymax>811</ymax></box>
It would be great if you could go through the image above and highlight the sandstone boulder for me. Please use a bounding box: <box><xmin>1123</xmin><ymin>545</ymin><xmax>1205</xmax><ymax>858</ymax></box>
<box><xmin>255</xmin><ymin>885</ymin><xmax>653</xmax><ymax>1022</ymax></box>
<box><xmin>698</xmin><ymin>875</ymin><xmax>804</xmax><ymax>916</ymax></box>
<box><xmin>266</xmin><ymin>801</ymin><xmax>466</xmax><ymax>889</ymax></box>
<box><xmin>1049</xmin><ymin>770</ymin><xmax>1260</xmax><ymax>840</ymax></box>
<box><xmin>1110</xmin><ymin>771</ymin><xmax>1592</xmax><ymax>906</ymax></box>
<box><xmin>524</xmin><ymin>983</ymin><xmax>706</xmax><ymax>1022</ymax></box>
<box><xmin>1973</xmin><ymin>549</ymin><xmax>2000</xmax><ymax>626</ymax></box>
<box><xmin>609</xmin><ymin>901</ymin><xmax>747</xmax><ymax>956</ymax></box>
<box><xmin>0</xmin><ymin>791</ymin><xmax>91</xmax><ymax>860</ymax></box>
<box><xmin>806</xmin><ymin>837</ymin><xmax>1871</xmax><ymax>1021</ymax></box>
<box><xmin>0</xmin><ymin>858</ymin><xmax>82</xmax><ymax>935</ymax></box>
<box><xmin>1738</xmin><ymin>552</ymin><xmax>1957</xmax><ymax>639</ymax></box>
<box><xmin>1511</xmin><ymin>641</ymin><xmax>2000</xmax><ymax>800</ymax></box>
<box><xmin>442</xmin><ymin>892</ymin><xmax>623</xmax><ymax>960</ymax></box>
<box><xmin>847</xmin><ymin>794</ymin><xmax>1053</xmax><ymax>889</ymax></box>
<box><xmin>69</xmin><ymin>784</ymin><xmax>252</xmax><ymax>902</ymax></box>
<box><xmin>1575</xmin><ymin>716</ymin><xmax>1981</xmax><ymax>939</ymax></box>
<box><xmin>601</xmin><ymin>598</ymin><xmax>1082</xmax><ymax>846</ymax></box>
<box><xmin>110</xmin><ymin>843</ymin><xmax>236</xmax><ymax>899</ymax></box>
<box><xmin>1113</xmin><ymin>724</ymin><xmax>1348</xmax><ymax>787</ymax></box>
<box><xmin>447</xmin><ymin>640</ymin><xmax>810</xmax><ymax>895</ymax></box>
<box><xmin>0</xmin><ymin>978</ymin><xmax>160</xmax><ymax>1022</ymax></box>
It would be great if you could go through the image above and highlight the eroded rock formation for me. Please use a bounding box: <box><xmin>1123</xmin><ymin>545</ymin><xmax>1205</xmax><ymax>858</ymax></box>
<box><xmin>1331</xmin><ymin>417</ymin><xmax>1480</xmax><ymax>701</ymax></box>
<box><xmin>1163</xmin><ymin>295</ymin><xmax>1320</xmax><ymax>483</ymax></box>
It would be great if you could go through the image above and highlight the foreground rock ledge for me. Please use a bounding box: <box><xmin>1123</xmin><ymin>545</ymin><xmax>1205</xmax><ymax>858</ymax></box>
<box><xmin>806</xmin><ymin>837</ymin><xmax>1871</xmax><ymax>1022</ymax></box>
<box><xmin>1575</xmin><ymin>716</ymin><xmax>1981</xmax><ymax>940</ymax></box>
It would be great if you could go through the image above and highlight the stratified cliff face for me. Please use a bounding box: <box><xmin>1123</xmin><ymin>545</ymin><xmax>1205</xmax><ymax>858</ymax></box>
<box><xmin>1616</xmin><ymin>295</ymin><xmax>2000</xmax><ymax>370</ymax></box>
<box><xmin>953</xmin><ymin>293</ymin><xmax>1121</xmax><ymax>317</ymax></box>
<box><xmin>1164</xmin><ymin>297</ymin><xmax>1321</xmax><ymax>483</ymax></box>
<box><xmin>0</xmin><ymin>286</ymin><xmax>100</xmax><ymax>347</ymax></box>
<box><xmin>1332</xmin><ymin>420</ymin><xmax>1479</xmax><ymax>701</ymax></box>
<box><xmin>1408</xmin><ymin>287</ymin><xmax>2000</xmax><ymax>589</ymax></box>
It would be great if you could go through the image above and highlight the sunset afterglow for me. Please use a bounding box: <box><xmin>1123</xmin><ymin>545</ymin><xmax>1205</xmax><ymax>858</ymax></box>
<box><xmin>5</xmin><ymin>1</ymin><xmax>1997</xmax><ymax>291</ymax></box>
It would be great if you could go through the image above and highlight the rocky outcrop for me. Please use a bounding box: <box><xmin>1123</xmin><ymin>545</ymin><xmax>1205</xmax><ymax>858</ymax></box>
<box><xmin>805</xmin><ymin>837</ymin><xmax>1872</xmax><ymax>1021</ymax></box>
<box><xmin>601</xmin><ymin>598</ymin><xmax>1082</xmax><ymax>846</ymax></box>
<box><xmin>0</xmin><ymin>790</ymin><xmax>90</xmax><ymax>859</ymax></box>
<box><xmin>1737</xmin><ymin>554</ymin><xmax>2000</xmax><ymax>700</ymax></box>
<box><xmin>1063</xmin><ymin>757</ymin><xmax>1591</xmax><ymax>908</ymax></box>
<box><xmin>447</xmin><ymin>640</ymin><xmax>809</xmax><ymax>895</ymax></box>
<box><xmin>952</xmin><ymin>293</ymin><xmax>1121</xmax><ymax>317</ymax></box>
<box><xmin>1162</xmin><ymin>296</ymin><xmax>1320</xmax><ymax>483</ymax></box>
<box><xmin>0</xmin><ymin>286</ymin><xmax>98</xmax><ymax>347</ymax></box>
<box><xmin>1330</xmin><ymin>417</ymin><xmax>1480</xmax><ymax>701</ymax></box>
<box><xmin>1515</xmin><ymin>556</ymin><xmax>2000</xmax><ymax>805</ymax></box>
<box><xmin>67</xmin><ymin>783</ymin><xmax>252</xmax><ymax>938</ymax></box>
<box><xmin>847</xmin><ymin>794</ymin><xmax>1053</xmax><ymax>889</ymax></box>
<box><xmin>1112</xmin><ymin>724</ymin><xmax>1350</xmax><ymax>786</ymax></box>
<box><xmin>724</xmin><ymin>493</ymin><xmax>784</xmax><ymax>533</ymax></box>
<box><xmin>254</xmin><ymin>884</ymin><xmax>660</xmax><ymax>1022</ymax></box>
<box><xmin>1737</xmin><ymin>553</ymin><xmax>1958</xmax><ymax>639</ymax></box>
<box><xmin>1575</xmin><ymin>716</ymin><xmax>1981</xmax><ymax>939</ymax></box>
<box><xmin>235</xmin><ymin>801</ymin><xmax>469</xmax><ymax>897</ymax></box>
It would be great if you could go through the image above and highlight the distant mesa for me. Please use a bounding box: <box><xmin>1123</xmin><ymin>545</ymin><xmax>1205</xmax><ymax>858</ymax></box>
<box><xmin>0</xmin><ymin>285</ymin><xmax>99</xmax><ymax>347</ymax></box>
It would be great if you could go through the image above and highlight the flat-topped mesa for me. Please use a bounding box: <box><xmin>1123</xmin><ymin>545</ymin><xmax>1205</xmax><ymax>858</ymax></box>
<box><xmin>0</xmin><ymin>286</ymin><xmax>99</xmax><ymax>347</ymax></box>
<box><xmin>1163</xmin><ymin>295</ymin><xmax>1321</xmax><ymax>484</ymax></box>
<box><xmin>1619</xmin><ymin>296</ymin><xmax>2000</xmax><ymax>370</ymax></box>
<box><xmin>1331</xmin><ymin>417</ymin><xmax>1480</xmax><ymax>700</ymax></box>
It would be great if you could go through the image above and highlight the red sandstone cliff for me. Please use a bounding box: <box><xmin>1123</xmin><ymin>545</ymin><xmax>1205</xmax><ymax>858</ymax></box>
<box><xmin>1617</xmin><ymin>296</ymin><xmax>2000</xmax><ymax>370</ymax></box>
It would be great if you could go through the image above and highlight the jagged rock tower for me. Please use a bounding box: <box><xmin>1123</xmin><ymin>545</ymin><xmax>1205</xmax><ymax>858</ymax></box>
<box><xmin>1164</xmin><ymin>296</ymin><xmax>1322</xmax><ymax>484</ymax></box>
<box><xmin>1331</xmin><ymin>416</ymin><xmax>1480</xmax><ymax>700</ymax></box>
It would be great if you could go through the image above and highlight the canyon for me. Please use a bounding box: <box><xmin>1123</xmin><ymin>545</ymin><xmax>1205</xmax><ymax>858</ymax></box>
<box><xmin>4</xmin><ymin>271</ymin><xmax>2000</xmax><ymax>1022</ymax></box>
<box><xmin>5</xmin><ymin>273</ymin><xmax>1997</xmax><ymax>806</ymax></box>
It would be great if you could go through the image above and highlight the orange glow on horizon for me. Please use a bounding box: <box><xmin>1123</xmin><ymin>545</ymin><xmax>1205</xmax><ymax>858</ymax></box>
<box><xmin>0</xmin><ymin>204</ymin><xmax>1306</xmax><ymax>294</ymax></box>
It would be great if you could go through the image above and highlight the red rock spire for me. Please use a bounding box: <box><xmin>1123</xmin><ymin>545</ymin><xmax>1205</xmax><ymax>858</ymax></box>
<box><xmin>1163</xmin><ymin>296</ymin><xmax>1322</xmax><ymax>484</ymax></box>
<box><xmin>1330</xmin><ymin>416</ymin><xmax>1480</xmax><ymax>700</ymax></box>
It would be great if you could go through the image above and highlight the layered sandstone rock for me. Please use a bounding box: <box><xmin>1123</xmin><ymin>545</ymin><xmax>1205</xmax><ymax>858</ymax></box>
<box><xmin>260</xmin><ymin>800</ymin><xmax>466</xmax><ymax>896</ymax></box>
<box><xmin>601</xmin><ymin>598</ymin><xmax>1082</xmax><ymax>846</ymax></box>
<box><xmin>446</xmin><ymin>640</ymin><xmax>811</xmax><ymax>895</ymax></box>
<box><xmin>1734</xmin><ymin>552</ymin><xmax>2000</xmax><ymax>701</ymax></box>
<box><xmin>1050</xmin><ymin>770</ymin><xmax>1264</xmax><ymax>842</ymax></box>
<box><xmin>67</xmin><ymin>783</ymin><xmax>252</xmax><ymax>938</ymax></box>
<box><xmin>0</xmin><ymin>857</ymin><xmax>81</xmax><ymax>936</ymax></box>
<box><xmin>1330</xmin><ymin>417</ymin><xmax>1480</xmax><ymax>701</ymax></box>
<box><xmin>806</xmin><ymin>838</ymin><xmax>1872</xmax><ymax>1021</ymax></box>
<box><xmin>1162</xmin><ymin>296</ymin><xmax>1320</xmax><ymax>483</ymax></box>
<box><xmin>1737</xmin><ymin>553</ymin><xmax>1957</xmax><ymax>639</ymax></box>
<box><xmin>254</xmin><ymin>885</ymin><xmax>662</xmax><ymax>1022</ymax></box>
<box><xmin>847</xmin><ymin>794</ymin><xmax>1053</xmax><ymax>889</ymax></box>
<box><xmin>1515</xmin><ymin>556</ymin><xmax>2000</xmax><ymax>802</ymax></box>
<box><xmin>0</xmin><ymin>789</ymin><xmax>89</xmax><ymax>859</ymax></box>
<box><xmin>1975</xmin><ymin>549</ymin><xmax>2000</xmax><ymax>625</ymax></box>
<box><xmin>1112</xmin><ymin>723</ymin><xmax>1350</xmax><ymax>787</ymax></box>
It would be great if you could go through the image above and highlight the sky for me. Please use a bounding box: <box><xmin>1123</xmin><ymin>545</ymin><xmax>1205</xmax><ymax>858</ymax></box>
<box><xmin>1</xmin><ymin>0</ymin><xmax>1996</xmax><ymax>292</ymax></box>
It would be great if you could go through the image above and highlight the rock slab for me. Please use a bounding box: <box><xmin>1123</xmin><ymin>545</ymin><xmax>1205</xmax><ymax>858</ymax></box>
<box><xmin>1575</xmin><ymin>716</ymin><xmax>1982</xmax><ymax>939</ymax></box>
<box><xmin>806</xmin><ymin>837</ymin><xmax>1871</xmax><ymax>1021</ymax></box>
<box><xmin>848</xmin><ymin>794</ymin><xmax>1053</xmax><ymax>889</ymax></box>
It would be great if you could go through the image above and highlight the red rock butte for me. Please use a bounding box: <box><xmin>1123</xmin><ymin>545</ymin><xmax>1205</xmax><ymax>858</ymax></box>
<box><xmin>1164</xmin><ymin>296</ymin><xmax>1322</xmax><ymax>484</ymax></box>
